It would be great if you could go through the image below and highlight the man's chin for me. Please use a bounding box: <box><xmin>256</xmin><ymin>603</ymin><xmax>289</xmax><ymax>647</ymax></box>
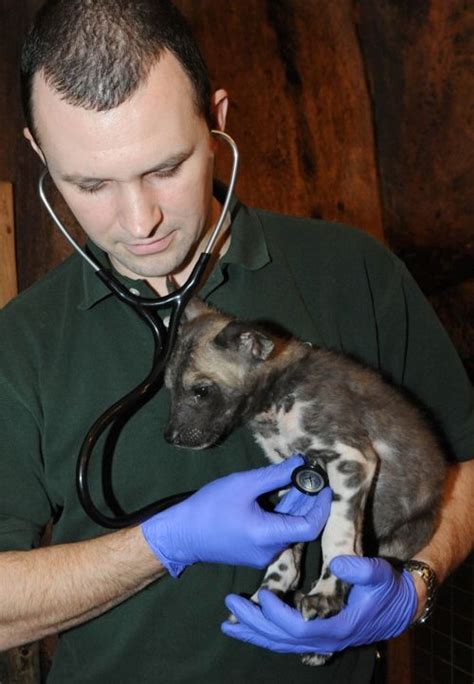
<box><xmin>109</xmin><ymin>251</ymin><xmax>184</xmax><ymax>282</ymax></box>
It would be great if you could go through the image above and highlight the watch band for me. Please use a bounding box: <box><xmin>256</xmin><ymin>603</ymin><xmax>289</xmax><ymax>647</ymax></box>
<box><xmin>404</xmin><ymin>559</ymin><xmax>439</xmax><ymax>626</ymax></box>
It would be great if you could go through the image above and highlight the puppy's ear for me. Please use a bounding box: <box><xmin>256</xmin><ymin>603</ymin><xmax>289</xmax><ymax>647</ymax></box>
<box><xmin>214</xmin><ymin>321</ymin><xmax>274</xmax><ymax>361</ymax></box>
<box><xmin>182</xmin><ymin>297</ymin><xmax>214</xmax><ymax>321</ymax></box>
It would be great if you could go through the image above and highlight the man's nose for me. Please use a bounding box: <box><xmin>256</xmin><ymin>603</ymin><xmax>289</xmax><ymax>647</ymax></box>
<box><xmin>118</xmin><ymin>183</ymin><xmax>163</xmax><ymax>238</ymax></box>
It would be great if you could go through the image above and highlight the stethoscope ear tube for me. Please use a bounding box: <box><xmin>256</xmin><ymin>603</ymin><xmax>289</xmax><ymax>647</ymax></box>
<box><xmin>38</xmin><ymin>131</ymin><xmax>240</xmax><ymax>528</ymax></box>
<box><xmin>76</xmin><ymin>253</ymin><xmax>212</xmax><ymax>528</ymax></box>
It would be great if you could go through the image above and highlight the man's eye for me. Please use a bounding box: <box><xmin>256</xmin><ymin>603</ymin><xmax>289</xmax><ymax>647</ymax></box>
<box><xmin>156</xmin><ymin>167</ymin><xmax>177</xmax><ymax>179</ymax></box>
<box><xmin>77</xmin><ymin>183</ymin><xmax>105</xmax><ymax>194</ymax></box>
<box><xmin>152</xmin><ymin>162</ymin><xmax>183</xmax><ymax>180</ymax></box>
<box><xmin>193</xmin><ymin>385</ymin><xmax>210</xmax><ymax>399</ymax></box>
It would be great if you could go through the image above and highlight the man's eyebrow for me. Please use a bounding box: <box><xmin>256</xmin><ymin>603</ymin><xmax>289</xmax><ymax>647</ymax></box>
<box><xmin>60</xmin><ymin>150</ymin><xmax>192</xmax><ymax>184</ymax></box>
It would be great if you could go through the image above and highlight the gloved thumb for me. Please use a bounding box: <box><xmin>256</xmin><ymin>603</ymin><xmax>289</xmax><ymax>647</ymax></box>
<box><xmin>275</xmin><ymin>485</ymin><xmax>332</xmax><ymax>517</ymax></box>
<box><xmin>248</xmin><ymin>455</ymin><xmax>304</xmax><ymax>497</ymax></box>
<box><xmin>303</xmin><ymin>486</ymin><xmax>332</xmax><ymax>529</ymax></box>
<box><xmin>275</xmin><ymin>486</ymin><xmax>332</xmax><ymax>544</ymax></box>
<box><xmin>330</xmin><ymin>556</ymin><xmax>393</xmax><ymax>586</ymax></box>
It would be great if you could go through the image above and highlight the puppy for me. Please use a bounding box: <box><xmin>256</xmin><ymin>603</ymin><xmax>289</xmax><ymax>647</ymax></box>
<box><xmin>164</xmin><ymin>299</ymin><xmax>446</xmax><ymax>665</ymax></box>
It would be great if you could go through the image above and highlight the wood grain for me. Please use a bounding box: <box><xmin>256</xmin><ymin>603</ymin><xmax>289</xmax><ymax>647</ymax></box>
<box><xmin>356</xmin><ymin>0</ymin><xmax>474</xmax><ymax>377</ymax></box>
<box><xmin>177</xmin><ymin>0</ymin><xmax>385</xmax><ymax>241</ymax></box>
<box><xmin>0</xmin><ymin>181</ymin><xmax>17</xmax><ymax>307</ymax></box>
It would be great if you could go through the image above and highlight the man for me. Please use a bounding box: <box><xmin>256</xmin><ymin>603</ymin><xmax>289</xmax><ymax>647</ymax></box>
<box><xmin>0</xmin><ymin>1</ymin><xmax>472</xmax><ymax>682</ymax></box>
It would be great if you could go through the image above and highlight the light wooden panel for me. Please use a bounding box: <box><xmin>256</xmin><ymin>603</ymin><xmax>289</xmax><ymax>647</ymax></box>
<box><xmin>0</xmin><ymin>181</ymin><xmax>17</xmax><ymax>306</ymax></box>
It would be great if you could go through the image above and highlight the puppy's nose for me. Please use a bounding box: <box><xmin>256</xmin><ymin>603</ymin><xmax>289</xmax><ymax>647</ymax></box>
<box><xmin>164</xmin><ymin>426</ymin><xmax>180</xmax><ymax>445</ymax></box>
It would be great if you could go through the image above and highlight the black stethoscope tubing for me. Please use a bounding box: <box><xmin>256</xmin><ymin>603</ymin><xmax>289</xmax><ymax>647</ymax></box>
<box><xmin>38</xmin><ymin>130</ymin><xmax>239</xmax><ymax>529</ymax></box>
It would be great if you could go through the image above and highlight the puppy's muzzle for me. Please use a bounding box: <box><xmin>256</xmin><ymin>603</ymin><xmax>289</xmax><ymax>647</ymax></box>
<box><xmin>164</xmin><ymin>424</ymin><xmax>209</xmax><ymax>449</ymax></box>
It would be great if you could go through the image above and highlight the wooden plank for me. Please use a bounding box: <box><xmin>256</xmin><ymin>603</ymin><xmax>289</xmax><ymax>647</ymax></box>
<box><xmin>0</xmin><ymin>181</ymin><xmax>17</xmax><ymax>306</ymax></box>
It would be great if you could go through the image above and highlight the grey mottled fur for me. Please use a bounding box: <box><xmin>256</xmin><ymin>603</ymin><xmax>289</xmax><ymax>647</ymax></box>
<box><xmin>164</xmin><ymin>300</ymin><xmax>446</xmax><ymax>666</ymax></box>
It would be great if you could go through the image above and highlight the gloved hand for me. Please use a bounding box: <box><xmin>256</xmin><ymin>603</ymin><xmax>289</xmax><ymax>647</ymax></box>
<box><xmin>222</xmin><ymin>556</ymin><xmax>418</xmax><ymax>654</ymax></box>
<box><xmin>141</xmin><ymin>455</ymin><xmax>331</xmax><ymax>577</ymax></box>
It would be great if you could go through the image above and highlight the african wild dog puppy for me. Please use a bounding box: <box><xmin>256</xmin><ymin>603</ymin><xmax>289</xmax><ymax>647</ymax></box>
<box><xmin>164</xmin><ymin>299</ymin><xmax>446</xmax><ymax>665</ymax></box>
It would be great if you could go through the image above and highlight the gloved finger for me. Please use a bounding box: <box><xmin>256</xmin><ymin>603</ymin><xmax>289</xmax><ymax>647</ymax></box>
<box><xmin>275</xmin><ymin>485</ymin><xmax>332</xmax><ymax>517</ymax></box>
<box><xmin>258</xmin><ymin>588</ymin><xmax>308</xmax><ymax>632</ymax></box>
<box><xmin>224</xmin><ymin>592</ymin><xmax>334</xmax><ymax>655</ymax></box>
<box><xmin>259</xmin><ymin>587</ymin><xmax>360</xmax><ymax>648</ymax></box>
<box><xmin>300</xmin><ymin>486</ymin><xmax>332</xmax><ymax>526</ymax></box>
<box><xmin>221</xmin><ymin>620</ymin><xmax>308</xmax><ymax>654</ymax></box>
<box><xmin>330</xmin><ymin>555</ymin><xmax>393</xmax><ymax>586</ymax></box>
<box><xmin>224</xmin><ymin>594</ymin><xmax>295</xmax><ymax>642</ymax></box>
<box><xmin>224</xmin><ymin>595</ymin><xmax>274</xmax><ymax>631</ymax></box>
<box><xmin>272</xmin><ymin>488</ymin><xmax>332</xmax><ymax>544</ymax></box>
<box><xmin>247</xmin><ymin>455</ymin><xmax>304</xmax><ymax>497</ymax></box>
<box><xmin>258</xmin><ymin>588</ymin><xmax>332</xmax><ymax>645</ymax></box>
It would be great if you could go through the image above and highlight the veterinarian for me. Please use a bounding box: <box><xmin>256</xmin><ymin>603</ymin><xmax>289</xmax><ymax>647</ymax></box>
<box><xmin>1</xmin><ymin>1</ymin><xmax>473</xmax><ymax>682</ymax></box>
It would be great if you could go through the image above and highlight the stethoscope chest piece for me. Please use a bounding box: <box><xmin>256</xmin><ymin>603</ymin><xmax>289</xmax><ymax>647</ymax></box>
<box><xmin>291</xmin><ymin>462</ymin><xmax>328</xmax><ymax>495</ymax></box>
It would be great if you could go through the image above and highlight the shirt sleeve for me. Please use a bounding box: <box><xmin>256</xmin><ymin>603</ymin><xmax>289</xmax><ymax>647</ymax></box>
<box><xmin>0</xmin><ymin>376</ymin><xmax>52</xmax><ymax>550</ymax></box>
<box><xmin>374</xmin><ymin>258</ymin><xmax>474</xmax><ymax>462</ymax></box>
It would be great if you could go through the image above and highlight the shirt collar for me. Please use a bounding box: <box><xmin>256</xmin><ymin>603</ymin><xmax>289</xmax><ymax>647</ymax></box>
<box><xmin>78</xmin><ymin>182</ymin><xmax>270</xmax><ymax>311</ymax></box>
<box><xmin>78</xmin><ymin>241</ymin><xmax>139</xmax><ymax>310</ymax></box>
<box><xmin>214</xmin><ymin>180</ymin><xmax>269</xmax><ymax>271</ymax></box>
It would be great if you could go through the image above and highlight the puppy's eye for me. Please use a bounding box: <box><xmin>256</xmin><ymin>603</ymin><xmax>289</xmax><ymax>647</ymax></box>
<box><xmin>192</xmin><ymin>385</ymin><xmax>211</xmax><ymax>399</ymax></box>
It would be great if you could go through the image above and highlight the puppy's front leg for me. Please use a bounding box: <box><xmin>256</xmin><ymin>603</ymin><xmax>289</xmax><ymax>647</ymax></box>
<box><xmin>297</xmin><ymin>445</ymin><xmax>377</xmax><ymax>666</ymax></box>
<box><xmin>227</xmin><ymin>544</ymin><xmax>304</xmax><ymax>624</ymax></box>
<box><xmin>299</xmin><ymin>445</ymin><xmax>377</xmax><ymax>621</ymax></box>
<box><xmin>258</xmin><ymin>543</ymin><xmax>304</xmax><ymax>597</ymax></box>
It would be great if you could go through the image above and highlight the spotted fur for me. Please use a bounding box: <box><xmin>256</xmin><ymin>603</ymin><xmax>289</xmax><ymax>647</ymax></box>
<box><xmin>164</xmin><ymin>300</ymin><xmax>446</xmax><ymax>666</ymax></box>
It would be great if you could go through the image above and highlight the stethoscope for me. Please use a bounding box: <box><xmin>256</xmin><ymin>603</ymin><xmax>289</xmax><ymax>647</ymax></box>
<box><xmin>38</xmin><ymin>130</ymin><xmax>326</xmax><ymax>530</ymax></box>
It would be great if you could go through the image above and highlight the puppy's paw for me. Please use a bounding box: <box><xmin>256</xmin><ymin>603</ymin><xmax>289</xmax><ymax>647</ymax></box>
<box><xmin>301</xmin><ymin>652</ymin><xmax>333</xmax><ymax>666</ymax></box>
<box><xmin>295</xmin><ymin>590</ymin><xmax>345</xmax><ymax>620</ymax></box>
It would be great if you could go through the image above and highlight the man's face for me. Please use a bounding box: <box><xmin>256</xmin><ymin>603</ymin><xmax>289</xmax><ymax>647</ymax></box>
<box><xmin>26</xmin><ymin>51</ymin><xmax>227</xmax><ymax>285</ymax></box>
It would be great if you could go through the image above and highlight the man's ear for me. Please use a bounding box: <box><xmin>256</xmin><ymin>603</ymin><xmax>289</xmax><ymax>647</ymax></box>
<box><xmin>211</xmin><ymin>89</ymin><xmax>228</xmax><ymax>132</ymax></box>
<box><xmin>23</xmin><ymin>127</ymin><xmax>46</xmax><ymax>164</ymax></box>
<box><xmin>214</xmin><ymin>321</ymin><xmax>274</xmax><ymax>361</ymax></box>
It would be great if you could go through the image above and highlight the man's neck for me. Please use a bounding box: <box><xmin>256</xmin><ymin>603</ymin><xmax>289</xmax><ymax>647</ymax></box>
<box><xmin>147</xmin><ymin>196</ymin><xmax>230</xmax><ymax>296</ymax></box>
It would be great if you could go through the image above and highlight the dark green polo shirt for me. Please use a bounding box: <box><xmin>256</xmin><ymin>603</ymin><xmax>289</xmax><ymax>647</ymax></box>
<box><xmin>0</xmin><ymin>192</ymin><xmax>473</xmax><ymax>683</ymax></box>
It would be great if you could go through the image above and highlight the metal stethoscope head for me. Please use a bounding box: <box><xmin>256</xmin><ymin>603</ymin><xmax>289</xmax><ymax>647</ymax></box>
<box><xmin>38</xmin><ymin>130</ymin><xmax>240</xmax><ymax>528</ymax></box>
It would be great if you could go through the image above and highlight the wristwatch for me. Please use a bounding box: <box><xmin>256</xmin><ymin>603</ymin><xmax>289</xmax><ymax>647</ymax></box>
<box><xmin>404</xmin><ymin>559</ymin><xmax>439</xmax><ymax>626</ymax></box>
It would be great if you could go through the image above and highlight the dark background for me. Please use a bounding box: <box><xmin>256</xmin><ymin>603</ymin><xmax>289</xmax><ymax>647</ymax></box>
<box><xmin>0</xmin><ymin>1</ymin><xmax>472</xmax><ymax>682</ymax></box>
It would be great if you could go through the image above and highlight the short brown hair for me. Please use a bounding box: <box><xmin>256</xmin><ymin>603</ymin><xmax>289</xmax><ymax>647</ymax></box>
<box><xmin>21</xmin><ymin>0</ymin><xmax>211</xmax><ymax>138</ymax></box>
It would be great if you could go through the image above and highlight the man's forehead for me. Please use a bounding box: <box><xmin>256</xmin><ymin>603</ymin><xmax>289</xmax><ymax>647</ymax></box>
<box><xmin>31</xmin><ymin>47</ymin><xmax>195</xmax><ymax>112</ymax></box>
<box><xmin>30</xmin><ymin>52</ymin><xmax>205</xmax><ymax>175</ymax></box>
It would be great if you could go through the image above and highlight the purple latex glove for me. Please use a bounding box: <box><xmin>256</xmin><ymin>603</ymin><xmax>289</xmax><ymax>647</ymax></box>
<box><xmin>141</xmin><ymin>455</ymin><xmax>332</xmax><ymax>577</ymax></box>
<box><xmin>222</xmin><ymin>556</ymin><xmax>418</xmax><ymax>654</ymax></box>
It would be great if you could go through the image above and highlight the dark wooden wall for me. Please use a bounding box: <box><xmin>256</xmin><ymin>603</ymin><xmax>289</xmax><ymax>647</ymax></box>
<box><xmin>355</xmin><ymin>1</ymin><xmax>474</xmax><ymax>380</ymax></box>
<box><xmin>179</xmin><ymin>0</ymin><xmax>385</xmax><ymax>239</ymax></box>
<box><xmin>1</xmin><ymin>1</ymin><xmax>472</xmax><ymax>373</ymax></box>
<box><xmin>176</xmin><ymin>0</ymin><xmax>473</xmax><ymax>376</ymax></box>
<box><xmin>0</xmin><ymin>1</ymin><xmax>472</xmax><ymax>682</ymax></box>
